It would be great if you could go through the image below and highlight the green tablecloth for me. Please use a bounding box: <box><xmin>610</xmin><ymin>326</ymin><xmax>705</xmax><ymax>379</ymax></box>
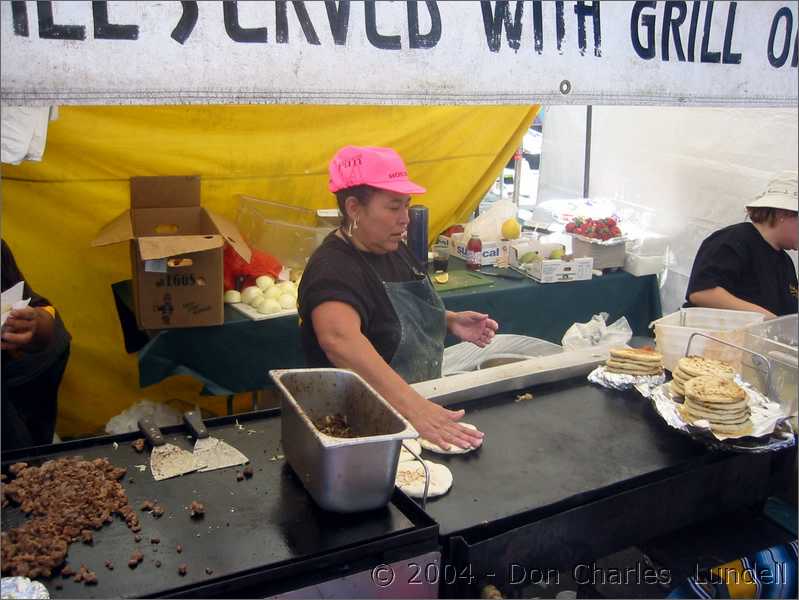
<box><xmin>113</xmin><ymin>260</ymin><xmax>662</xmax><ymax>395</ymax></box>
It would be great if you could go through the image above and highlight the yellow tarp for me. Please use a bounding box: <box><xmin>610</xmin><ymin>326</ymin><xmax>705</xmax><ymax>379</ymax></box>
<box><xmin>1</xmin><ymin>104</ymin><xmax>537</xmax><ymax>437</ymax></box>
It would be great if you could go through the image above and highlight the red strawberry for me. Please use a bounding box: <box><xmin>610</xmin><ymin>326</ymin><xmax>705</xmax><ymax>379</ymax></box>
<box><xmin>565</xmin><ymin>222</ymin><xmax>576</xmax><ymax>233</ymax></box>
<box><xmin>606</xmin><ymin>218</ymin><xmax>616</xmax><ymax>227</ymax></box>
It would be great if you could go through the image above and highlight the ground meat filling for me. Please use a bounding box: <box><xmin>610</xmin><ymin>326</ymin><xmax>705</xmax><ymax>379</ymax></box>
<box><xmin>313</xmin><ymin>413</ymin><xmax>356</xmax><ymax>438</ymax></box>
<box><xmin>1</xmin><ymin>457</ymin><xmax>137</xmax><ymax>579</ymax></box>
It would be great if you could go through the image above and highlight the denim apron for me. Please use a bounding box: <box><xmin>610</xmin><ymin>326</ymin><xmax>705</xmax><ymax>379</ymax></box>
<box><xmin>346</xmin><ymin>234</ymin><xmax>446</xmax><ymax>383</ymax></box>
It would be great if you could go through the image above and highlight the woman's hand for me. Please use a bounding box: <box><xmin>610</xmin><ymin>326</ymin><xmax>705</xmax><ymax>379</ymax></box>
<box><xmin>1</xmin><ymin>306</ymin><xmax>39</xmax><ymax>351</ymax></box>
<box><xmin>1</xmin><ymin>306</ymin><xmax>53</xmax><ymax>352</ymax></box>
<box><xmin>447</xmin><ymin>311</ymin><xmax>498</xmax><ymax>347</ymax></box>
<box><xmin>408</xmin><ymin>400</ymin><xmax>484</xmax><ymax>451</ymax></box>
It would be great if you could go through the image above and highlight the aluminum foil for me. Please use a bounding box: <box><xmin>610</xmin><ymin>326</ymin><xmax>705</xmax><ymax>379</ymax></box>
<box><xmin>1</xmin><ymin>577</ymin><xmax>49</xmax><ymax>599</ymax></box>
<box><xmin>588</xmin><ymin>365</ymin><xmax>666</xmax><ymax>395</ymax></box>
<box><xmin>650</xmin><ymin>378</ymin><xmax>795</xmax><ymax>453</ymax></box>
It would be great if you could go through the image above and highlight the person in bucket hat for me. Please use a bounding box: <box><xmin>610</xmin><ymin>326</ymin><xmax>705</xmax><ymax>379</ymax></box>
<box><xmin>686</xmin><ymin>171</ymin><xmax>798</xmax><ymax>318</ymax></box>
<box><xmin>298</xmin><ymin>146</ymin><xmax>498</xmax><ymax>451</ymax></box>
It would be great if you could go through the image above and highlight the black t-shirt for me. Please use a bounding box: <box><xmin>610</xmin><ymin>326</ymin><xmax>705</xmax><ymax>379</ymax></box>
<box><xmin>685</xmin><ymin>222</ymin><xmax>798</xmax><ymax>316</ymax></box>
<box><xmin>298</xmin><ymin>231</ymin><xmax>423</xmax><ymax>368</ymax></box>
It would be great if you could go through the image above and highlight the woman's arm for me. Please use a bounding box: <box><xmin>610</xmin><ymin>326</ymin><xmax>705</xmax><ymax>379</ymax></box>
<box><xmin>688</xmin><ymin>287</ymin><xmax>777</xmax><ymax>319</ymax></box>
<box><xmin>312</xmin><ymin>301</ymin><xmax>484</xmax><ymax>449</ymax></box>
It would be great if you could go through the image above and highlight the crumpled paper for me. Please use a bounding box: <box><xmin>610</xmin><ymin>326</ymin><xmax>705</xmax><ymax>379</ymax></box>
<box><xmin>588</xmin><ymin>365</ymin><xmax>666</xmax><ymax>395</ymax></box>
<box><xmin>650</xmin><ymin>377</ymin><xmax>795</xmax><ymax>452</ymax></box>
<box><xmin>1</xmin><ymin>281</ymin><xmax>31</xmax><ymax>327</ymax></box>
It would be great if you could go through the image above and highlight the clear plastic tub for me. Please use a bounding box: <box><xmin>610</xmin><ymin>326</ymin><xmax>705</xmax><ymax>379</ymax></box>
<box><xmin>742</xmin><ymin>314</ymin><xmax>798</xmax><ymax>418</ymax></box>
<box><xmin>236</xmin><ymin>196</ymin><xmax>336</xmax><ymax>269</ymax></box>
<box><xmin>652</xmin><ymin>308</ymin><xmax>764</xmax><ymax>372</ymax></box>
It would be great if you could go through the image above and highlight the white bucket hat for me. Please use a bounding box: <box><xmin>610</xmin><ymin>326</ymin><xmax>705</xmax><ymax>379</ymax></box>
<box><xmin>746</xmin><ymin>171</ymin><xmax>798</xmax><ymax>212</ymax></box>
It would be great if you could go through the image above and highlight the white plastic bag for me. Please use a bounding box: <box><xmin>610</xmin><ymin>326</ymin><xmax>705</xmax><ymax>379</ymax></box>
<box><xmin>104</xmin><ymin>399</ymin><xmax>190</xmax><ymax>435</ymax></box>
<box><xmin>561</xmin><ymin>312</ymin><xmax>633</xmax><ymax>350</ymax></box>
<box><xmin>462</xmin><ymin>199</ymin><xmax>517</xmax><ymax>243</ymax></box>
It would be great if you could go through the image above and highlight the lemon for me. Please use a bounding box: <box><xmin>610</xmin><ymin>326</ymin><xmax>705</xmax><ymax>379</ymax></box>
<box><xmin>548</xmin><ymin>248</ymin><xmax>565</xmax><ymax>260</ymax></box>
<box><xmin>501</xmin><ymin>218</ymin><xmax>521</xmax><ymax>240</ymax></box>
<box><xmin>434</xmin><ymin>273</ymin><xmax>449</xmax><ymax>284</ymax></box>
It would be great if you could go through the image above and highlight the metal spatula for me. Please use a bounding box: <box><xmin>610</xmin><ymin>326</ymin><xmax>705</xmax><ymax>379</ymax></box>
<box><xmin>138</xmin><ymin>418</ymin><xmax>205</xmax><ymax>481</ymax></box>
<box><xmin>183</xmin><ymin>411</ymin><xmax>249</xmax><ymax>472</ymax></box>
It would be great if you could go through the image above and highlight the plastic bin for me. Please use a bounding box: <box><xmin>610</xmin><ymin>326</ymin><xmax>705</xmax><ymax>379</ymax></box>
<box><xmin>651</xmin><ymin>308</ymin><xmax>765</xmax><ymax>372</ymax></box>
<box><xmin>236</xmin><ymin>196</ymin><xmax>336</xmax><ymax>269</ymax></box>
<box><xmin>741</xmin><ymin>314</ymin><xmax>798</xmax><ymax>418</ymax></box>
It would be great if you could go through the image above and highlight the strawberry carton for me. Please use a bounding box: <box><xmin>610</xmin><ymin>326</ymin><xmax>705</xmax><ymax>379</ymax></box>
<box><xmin>566</xmin><ymin>217</ymin><xmax>626</xmax><ymax>270</ymax></box>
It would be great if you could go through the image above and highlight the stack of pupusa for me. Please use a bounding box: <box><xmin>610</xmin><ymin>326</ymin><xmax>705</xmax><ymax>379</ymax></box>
<box><xmin>670</xmin><ymin>355</ymin><xmax>736</xmax><ymax>397</ymax></box>
<box><xmin>605</xmin><ymin>348</ymin><xmax>664</xmax><ymax>376</ymax></box>
<box><xmin>679</xmin><ymin>375</ymin><xmax>752</xmax><ymax>435</ymax></box>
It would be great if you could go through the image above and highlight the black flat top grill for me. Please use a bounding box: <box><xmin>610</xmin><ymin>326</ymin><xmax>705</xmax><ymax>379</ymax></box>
<box><xmin>1</xmin><ymin>412</ymin><xmax>436</xmax><ymax>598</ymax></box>
<box><xmin>415</xmin><ymin>377</ymin><xmax>718</xmax><ymax>538</ymax></box>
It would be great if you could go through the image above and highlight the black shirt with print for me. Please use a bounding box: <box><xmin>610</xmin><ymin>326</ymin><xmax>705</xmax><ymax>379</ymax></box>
<box><xmin>685</xmin><ymin>222</ymin><xmax>798</xmax><ymax>316</ymax></box>
<box><xmin>298</xmin><ymin>231</ymin><xmax>424</xmax><ymax>368</ymax></box>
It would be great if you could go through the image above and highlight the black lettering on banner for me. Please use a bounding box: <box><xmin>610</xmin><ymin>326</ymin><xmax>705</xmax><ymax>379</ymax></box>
<box><xmin>687</xmin><ymin>0</ymin><xmax>701</xmax><ymax>61</ymax></box>
<box><xmin>276</xmin><ymin>1</ymin><xmax>320</xmax><ymax>45</ymax></box>
<box><xmin>480</xmin><ymin>1</ymin><xmax>524</xmax><ymax>52</ymax></box>
<box><xmin>532</xmin><ymin>0</ymin><xmax>543</xmax><ymax>53</ymax></box>
<box><xmin>11</xmin><ymin>1</ymin><xmax>28</xmax><ymax>36</ymax></box>
<box><xmin>721</xmin><ymin>1</ymin><xmax>741</xmax><ymax>64</ymax></box>
<box><xmin>700</xmin><ymin>0</ymin><xmax>721</xmax><ymax>63</ymax></box>
<box><xmin>224</xmin><ymin>1</ymin><xmax>267</xmax><ymax>42</ymax></box>
<box><xmin>555</xmin><ymin>0</ymin><xmax>565</xmax><ymax>52</ymax></box>
<box><xmin>631</xmin><ymin>1</ymin><xmax>656</xmax><ymax>60</ymax></box>
<box><xmin>574</xmin><ymin>1</ymin><xmax>601</xmax><ymax>57</ymax></box>
<box><xmin>92</xmin><ymin>1</ymin><xmax>138</xmax><ymax>40</ymax></box>
<box><xmin>365</xmin><ymin>1</ymin><xmax>401</xmax><ymax>50</ymax></box>
<box><xmin>408</xmin><ymin>1</ymin><xmax>441</xmax><ymax>49</ymax></box>
<box><xmin>37</xmin><ymin>1</ymin><xmax>85</xmax><ymax>40</ymax></box>
<box><xmin>768</xmin><ymin>6</ymin><xmax>793</xmax><ymax>67</ymax></box>
<box><xmin>324</xmin><ymin>0</ymin><xmax>349</xmax><ymax>45</ymax></box>
<box><xmin>171</xmin><ymin>1</ymin><xmax>198</xmax><ymax>44</ymax></box>
<box><xmin>793</xmin><ymin>28</ymin><xmax>798</xmax><ymax>67</ymax></box>
<box><xmin>662</xmin><ymin>1</ymin><xmax>686</xmax><ymax>61</ymax></box>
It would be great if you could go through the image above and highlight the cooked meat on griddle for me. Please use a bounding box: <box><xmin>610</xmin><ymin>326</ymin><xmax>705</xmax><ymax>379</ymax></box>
<box><xmin>1</xmin><ymin>456</ymin><xmax>139</xmax><ymax>579</ymax></box>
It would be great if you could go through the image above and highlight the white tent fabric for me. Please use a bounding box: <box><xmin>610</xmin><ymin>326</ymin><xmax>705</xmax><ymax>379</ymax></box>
<box><xmin>1</xmin><ymin>106</ymin><xmax>56</xmax><ymax>165</ymax></box>
<box><xmin>538</xmin><ymin>106</ymin><xmax>799</xmax><ymax>314</ymax></box>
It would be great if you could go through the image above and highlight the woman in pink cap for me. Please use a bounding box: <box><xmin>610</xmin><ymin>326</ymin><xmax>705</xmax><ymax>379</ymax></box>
<box><xmin>298</xmin><ymin>146</ymin><xmax>497</xmax><ymax>451</ymax></box>
<box><xmin>685</xmin><ymin>172</ymin><xmax>798</xmax><ymax>318</ymax></box>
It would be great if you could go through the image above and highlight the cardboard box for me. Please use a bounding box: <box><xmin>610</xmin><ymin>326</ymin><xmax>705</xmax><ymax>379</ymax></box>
<box><xmin>572</xmin><ymin>237</ymin><xmax>626</xmax><ymax>270</ymax></box>
<box><xmin>93</xmin><ymin>176</ymin><xmax>250</xmax><ymax>329</ymax></box>
<box><xmin>508</xmin><ymin>239</ymin><xmax>564</xmax><ymax>265</ymax></box>
<box><xmin>523</xmin><ymin>256</ymin><xmax>594</xmax><ymax>283</ymax></box>
<box><xmin>447</xmin><ymin>233</ymin><xmax>508</xmax><ymax>266</ymax></box>
<box><xmin>623</xmin><ymin>253</ymin><xmax>666</xmax><ymax>277</ymax></box>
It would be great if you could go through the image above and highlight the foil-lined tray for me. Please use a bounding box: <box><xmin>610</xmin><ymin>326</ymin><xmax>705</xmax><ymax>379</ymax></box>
<box><xmin>1</xmin><ymin>577</ymin><xmax>50</xmax><ymax>599</ymax></box>
<box><xmin>650</xmin><ymin>378</ymin><xmax>795</xmax><ymax>453</ymax></box>
<box><xmin>588</xmin><ymin>365</ymin><xmax>666</xmax><ymax>396</ymax></box>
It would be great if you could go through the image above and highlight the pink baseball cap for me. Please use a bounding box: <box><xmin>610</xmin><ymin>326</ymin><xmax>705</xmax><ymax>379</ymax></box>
<box><xmin>328</xmin><ymin>146</ymin><xmax>426</xmax><ymax>195</ymax></box>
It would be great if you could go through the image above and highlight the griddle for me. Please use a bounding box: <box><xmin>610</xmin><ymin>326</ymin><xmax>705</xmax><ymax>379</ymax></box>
<box><xmin>407</xmin><ymin>377</ymin><xmax>782</xmax><ymax>596</ymax></box>
<box><xmin>1</xmin><ymin>410</ymin><xmax>437</xmax><ymax>599</ymax></box>
<box><xmin>415</xmin><ymin>377</ymin><xmax>711</xmax><ymax>537</ymax></box>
